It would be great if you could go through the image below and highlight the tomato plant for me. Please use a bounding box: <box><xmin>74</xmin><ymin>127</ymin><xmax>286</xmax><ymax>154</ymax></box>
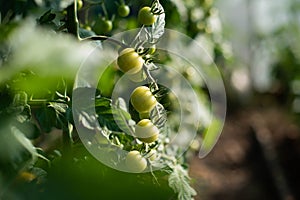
<box><xmin>0</xmin><ymin>0</ymin><xmax>229</xmax><ymax>199</ymax></box>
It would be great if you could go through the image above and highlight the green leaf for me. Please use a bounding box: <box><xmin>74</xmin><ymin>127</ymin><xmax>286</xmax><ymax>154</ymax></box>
<box><xmin>95</xmin><ymin>97</ymin><xmax>134</xmax><ymax>135</ymax></box>
<box><xmin>150</xmin><ymin>103</ymin><xmax>167</xmax><ymax>129</ymax></box>
<box><xmin>13</xmin><ymin>119</ymin><xmax>41</xmax><ymax>139</ymax></box>
<box><xmin>95</xmin><ymin>97</ymin><xmax>111</xmax><ymax>108</ymax></box>
<box><xmin>7</xmin><ymin>91</ymin><xmax>28</xmax><ymax>114</ymax></box>
<box><xmin>49</xmin><ymin>102</ymin><xmax>68</xmax><ymax>114</ymax></box>
<box><xmin>34</xmin><ymin>105</ymin><xmax>57</xmax><ymax>133</ymax></box>
<box><xmin>79</xmin><ymin>28</ymin><xmax>96</xmax><ymax>39</ymax></box>
<box><xmin>78</xmin><ymin>111</ymin><xmax>97</xmax><ymax>130</ymax></box>
<box><xmin>11</xmin><ymin>126</ymin><xmax>38</xmax><ymax>163</ymax></box>
<box><xmin>38</xmin><ymin>10</ymin><xmax>56</xmax><ymax>25</ymax></box>
<box><xmin>168</xmin><ymin>164</ymin><xmax>197</xmax><ymax>200</ymax></box>
<box><xmin>147</xmin><ymin>0</ymin><xmax>165</xmax><ymax>40</ymax></box>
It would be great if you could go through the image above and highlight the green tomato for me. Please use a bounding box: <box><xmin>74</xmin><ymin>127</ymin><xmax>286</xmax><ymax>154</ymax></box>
<box><xmin>125</xmin><ymin>150</ymin><xmax>147</xmax><ymax>173</ymax></box>
<box><xmin>135</xmin><ymin>119</ymin><xmax>159</xmax><ymax>143</ymax></box>
<box><xmin>77</xmin><ymin>0</ymin><xmax>83</xmax><ymax>10</ymax></box>
<box><xmin>130</xmin><ymin>86</ymin><xmax>157</xmax><ymax>113</ymax></box>
<box><xmin>93</xmin><ymin>19</ymin><xmax>113</xmax><ymax>34</ymax></box>
<box><xmin>138</xmin><ymin>6</ymin><xmax>156</xmax><ymax>25</ymax></box>
<box><xmin>117</xmin><ymin>48</ymin><xmax>144</xmax><ymax>74</ymax></box>
<box><xmin>118</xmin><ymin>4</ymin><xmax>130</xmax><ymax>17</ymax></box>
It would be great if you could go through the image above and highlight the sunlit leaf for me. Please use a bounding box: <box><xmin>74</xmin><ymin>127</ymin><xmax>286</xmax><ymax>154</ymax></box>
<box><xmin>147</xmin><ymin>1</ymin><xmax>165</xmax><ymax>41</ymax></box>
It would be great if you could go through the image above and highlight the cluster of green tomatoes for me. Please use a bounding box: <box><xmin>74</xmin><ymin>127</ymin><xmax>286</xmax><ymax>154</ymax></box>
<box><xmin>92</xmin><ymin>2</ymin><xmax>156</xmax><ymax>34</ymax></box>
<box><xmin>117</xmin><ymin>49</ymin><xmax>160</xmax><ymax>172</ymax></box>
<box><xmin>114</xmin><ymin>9</ymin><xmax>162</xmax><ymax>172</ymax></box>
<box><xmin>80</xmin><ymin>0</ymin><xmax>158</xmax><ymax>35</ymax></box>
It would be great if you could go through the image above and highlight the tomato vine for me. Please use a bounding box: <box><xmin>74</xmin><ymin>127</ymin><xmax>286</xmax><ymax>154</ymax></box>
<box><xmin>0</xmin><ymin>0</ymin><xmax>229</xmax><ymax>199</ymax></box>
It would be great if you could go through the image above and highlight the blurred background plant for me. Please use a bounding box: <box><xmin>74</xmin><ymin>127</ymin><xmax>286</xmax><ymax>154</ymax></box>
<box><xmin>189</xmin><ymin>0</ymin><xmax>300</xmax><ymax>200</ymax></box>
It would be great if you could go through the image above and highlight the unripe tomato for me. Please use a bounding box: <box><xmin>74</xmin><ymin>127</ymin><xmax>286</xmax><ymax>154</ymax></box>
<box><xmin>117</xmin><ymin>48</ymin><xmax>144</xmax><ymax>74</ymax></box>
<box><xmin>93</xmin><ymin>19</ymin><xmax>113</xmax><ymax>34</ymax></box>
<box><xmin>135</xmin><ymin>119</ymin><xmax>159</xmax><ymax>143</ymax></box>
<box><xmin>125</xmin><ymin>150</ymin><xmax>147</xmax><ymax>173</ymax></box>
<box><xmin>138</xmin><ymin>6</ymin><xmax>156</xmax><ymax>25</ymax></box>
<box><xmin>77</xmin><ymin>0</ymin><xmax>83</xmax><ymax>10</ymax></box>
<box><xmin>130</xmin><ymin>86</ymin><xmax>157</xmax><ymax>113</ymax></box>
<box><xmin>118</xmin><ymin>4</ymin><xmax>130</xmax><ymax>17</ymax></box>
<box><xmin>84</xmin><ymin>25</ymin><xmax>91</xmax><ymax>31</ymax></box>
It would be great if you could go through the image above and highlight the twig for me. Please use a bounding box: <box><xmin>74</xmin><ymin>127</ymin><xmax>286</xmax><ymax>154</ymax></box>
<box><xmin>80</xmin><ymin>35</ymin><xmax>127</xmax><ymax>48</ymax></box>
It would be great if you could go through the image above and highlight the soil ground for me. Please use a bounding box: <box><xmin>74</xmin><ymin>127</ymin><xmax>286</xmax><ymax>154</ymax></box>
<box><xmin>190</xmin><ymin>106</ymin><xmax>300</xmax><ymax>200</ymax></box>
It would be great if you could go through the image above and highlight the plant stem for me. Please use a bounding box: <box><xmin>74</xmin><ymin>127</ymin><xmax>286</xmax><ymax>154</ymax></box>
<box><xmin>80</xmin><ymin>35</ymin><xmax>127</xmax><ymax>48</ymax></box>
<box><xmin>143</xmin><ymin>64</ymin><xmax>159</xmax><ymax>90</ymax></box>
<box><xmin>161</xmin><ymin>154</ymin><xmax>177</xmax><ymax>164</ymax></box>
<box><xmin>120</xmin><ymin>0</ymin><xmax>125</xmax><ymax>5</ymax></box>
<box><xmin>101</xmin><ymin>1</ymin><xmax>109</xmax><ymax>20</ymax></box>
<box><xmin>66</xmin><ymin>0</ymin><xmax>80</xmax><ymax>39</ymax></box>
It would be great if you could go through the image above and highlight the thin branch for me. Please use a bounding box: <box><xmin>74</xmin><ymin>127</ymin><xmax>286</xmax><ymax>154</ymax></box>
<box><xmin>143</xmin><ymin>63</ymin><xmax>159</xmax><ymax>90</ymax></box>
<box><xmin>80</xmin><ymin>35</ymin><xmax>127</xmax><ymax>48</ymax></box>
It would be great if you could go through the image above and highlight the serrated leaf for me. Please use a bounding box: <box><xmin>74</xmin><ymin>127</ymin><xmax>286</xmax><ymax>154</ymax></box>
<box><xmin>147</xmin><ymin>1</ymin><xmax>165</xmax><ymax>41</ymax></box>
<box><xmin>168</xmin><ymin>164</ymin><xmax>197</xmax><ymax>200</ymax></box>
<box><xmin>49</xmin><ymin>102</ymin><xmax>68</xmax><ymax>114</ymax></box>
<box><xmin>8</xmin><ymin>91</ymin><xmax>28</xmax><ymax>114</ymax></box>
<box><xmin>150</xmin><ymin>103</ymin><xmax>167</xmax><ymax>128</ymax></box>
<box><xmin>12</xmin><ymin>126</ymin><xmax>38</xmax><ymax>163</ymax></box>
<box><xmin>95</xmin><ymin>97</ymin><xmax>134</xmax><ymax>135</ymax></box>
<box><xmin>34</xmin><ymin>106</ymin><xmax>57</xmax><ymax>133</ymax></box>
<box><xmin>38</xmin><ymin>10</ymin><xmax>56</xmax><ymax>25</ymax></box>
<box><xmin>146</xmin><ymin>62</ymin><xmax>160</xmax><ymax>71</ymax></box>
<box><xmin>95</xmin><ymin>97</ymin><xmax>111</xmax><ymax>108</ymax></box>
<box><xmin>13</xmin><ymin>119</ymin><xmax>41</xmax><ymax>139</ymax></box>
<box><xmin>79</xmin><ymin>111</ymin><xmax>97</xmax><ymax>130</ymax></box>
<box><xmin>115</xmin><ymin>97</ymin><xmax>128</xmax><ymax>112</ymax></box>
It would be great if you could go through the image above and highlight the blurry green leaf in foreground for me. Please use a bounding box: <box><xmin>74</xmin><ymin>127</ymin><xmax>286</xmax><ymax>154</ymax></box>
<box><xmin>0</xmin><ymin>19</ymin><xmax>95</xmax><ymax>87</ymax></box>
<box><xmin>0</xmin><ymin>119</ymin><xmax>37</xmax><ymax>177</ymax></box>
